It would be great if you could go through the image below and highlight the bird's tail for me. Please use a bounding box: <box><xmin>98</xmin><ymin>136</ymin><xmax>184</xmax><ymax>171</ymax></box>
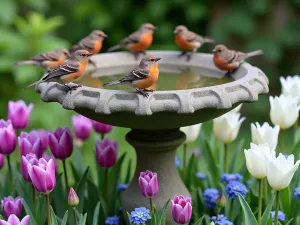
<box><xmin>103</xmin><ymin>80</ymin><xmax>121</xmax><ymax>87</ymax></box>
<box><xmin>203</xmin><ymin>37</ymin><xmax>215</xmax><ymax>43</ymax></box>
<box><xmin>14</xmin><ymin>60</ymin><xmax>40</xmax><ymax>66</ymax></box>
<box><xmin>107</xmin><ymin>44</ymin><xmax>121</xmax><ymax>52</ymax></box>
<box><xmin>245</xmin><ymin>50</ymin><xmax>264</xmax><ymax>59</ymax></box>
<box><xmin>26</xmin><ymin>80</ymin><xmax>44</xmax><ymax>88</ymax></box>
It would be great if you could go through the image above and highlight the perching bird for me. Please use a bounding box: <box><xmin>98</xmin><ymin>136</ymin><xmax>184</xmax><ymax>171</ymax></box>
<box><xmin>26</xmin><ymin>50</ymin><xmax>93</xmax><ymax>89</ymax></box>
<box><xmin>174</xmin><ymin>25</ymin><xmax>214</xmax><ymax>61</ymax></box>
<box><xmin>70</xmin><ymin>30</ymin><xmax>108</xmax><ymax>54</ymax></box>
<box><xmin>107</xmin><ymin>23</ymin><xmax>156</xmax><ymax>59</ymax></box>
<box><xmin>14</xmin><ymin>48</ymin><xmax>69</xmax><ymax>70</ymax></box>
<box><xmin>103</xmin><ymin>56</ymin><xmax>161</xmax><ymax>97</ymax></box>
<box><xmin>212</xmin><ymin>45</ymin><xmax>264</xmax><ymax>75</ymax></box>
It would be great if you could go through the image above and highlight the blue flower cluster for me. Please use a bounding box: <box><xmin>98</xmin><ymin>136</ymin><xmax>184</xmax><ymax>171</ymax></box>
<box><xmin>221</xmin><ymin>173</ymin><xmax>243</xmax><ymax>183</ymax></box>
<box><xmin>203</xmin><ymin>188</ymin><xmax>219</xmax><ymax>209</ymax></box>
<box><xmin>294</xmin><ymin>187</ymin><xmax>300</xmax><ymax>200</ymax></box>
<box><xmin>196</xmin><ymin>172</ymin><xmax>207</xmax><ymax>180</ymax></box>
<box><xmin>271</xmin><ymin>210</ymin><xmax>285</xmax><ymax>222</ymax></box>
<box><xmin>225</xmin><ymin>181</ymin><xmax>248</xmax><ymax>199</ymax></box>
<box><xmin>129</xmin><ymin>207</ymin><xmax>151</xmax><ymax>225</ymax></box>
<box><xmin>105</xmin><ymin>215</ymin><xmax>120</xmax><ymax>225</ymax></box>
<box><xmin>211</xmin><ymin>214</ymin><xmax>233</xmax><ymax>225</ymax></box>
<box><xmin>117</xmin><ymin>184</ymin><xmax>129</xmax><ymax>192</ymax></box>
<box><xmin>175</xmin><ymin>155</ymin><xmax>181</xmax><ymax>168</ymax></box>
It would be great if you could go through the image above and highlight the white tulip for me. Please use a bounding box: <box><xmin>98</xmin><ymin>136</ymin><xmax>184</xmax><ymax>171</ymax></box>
<box><xmin>280</xmin><ymin>76</ymin><xmax>300</xmax><ymax>102</ymax></box>
<box><xmin>180</xmin><ymin>123</ymin><xmax>202</xmax><ymax>144</ymax></box>
<box><xmin>230</xmin><ymin>104</ymin><xmax>243</xmax><ymax>113</ymax></box>
<box><xmin>266</xmin><ymin>153</ymin><xmax>300</xmax><ymax>191</ymax></box>
<box><xmin>251</xmin><ymin>122</ymin><xmax>280</xmax><ymax>150</ymax></box>
<box><xmin>269</xmin><ymin>95</ymin><xmax>300</xmax><ymax>130</ymax></box>
<box><xmin>213</xmin><ymin>112</ymin><xmax>245</xmax><ymax>144</ymax></box>
<box><xmin>244</xmin><ymin>143</ymin><xmax>276</xmax><ymax>179</ymax></box>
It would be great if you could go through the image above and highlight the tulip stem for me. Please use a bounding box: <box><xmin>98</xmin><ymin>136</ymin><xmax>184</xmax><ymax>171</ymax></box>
<box><xmin>101</xmin><ymin>134</ymin><xmax>104</xmax><ymax>140</ymax></box>
<box><xmin>62</xmin><ymin>160</ymin><xmax>69</xmax><ymax>193</ymax></box>
<box><xmin>229</xmin><ymin>199</ymin><xmax>233</xmax><ymax>221</ymax></box>
<box><xmin>280</xmin><ymin>130</ymin><xmax>285</xmax><ymax>153</ymax></box>
<box><xmin>32</xmin><ymin>184</ymin><xmax>36</xmax><ymax>202</ymax></box>
<box><xmin>224</xmin><ymin>144</ymin><xmax>228</xmax><ymax>173</ymax></box>
<box><xmin>149</xmin><ymin>198</ymin><xmax>153</xmax><ymax>213</ymax></box>
<box><xmin>274</xmin><ymin>191</ymin><xmax>280</xmax><ymax>225</ymax></box>
<box><xmin>46</xmin><ymin>194</ymin><xmax>51</xmax><ymax>225</ymax></box>
<box><xmin>6</xmin><ymin>155</ymin><xmax>13</xmax><ymax>191</ymax></box>
<box><xmin>104</xmin><ymin>168</ymin><xmax>109</xmax><ymax>202</ymax></box>
<box><xmin>183</xmin><ymin>144</ymin><xmax>187</xmax><ymax>169</ymax></box>
<box><xmin>73</xmin><ymin>207</ymin><xmax>78</xmax><ymax>225</ymax></box>
<box><xmin>263</xmin><ymin>178</ymin><xmax>268</xmax><ymax>208</ymax></box>
<box><xmin>258</xmin><ymin>179</ymin><xmax>262</xmax><ymax>224</ymax></box>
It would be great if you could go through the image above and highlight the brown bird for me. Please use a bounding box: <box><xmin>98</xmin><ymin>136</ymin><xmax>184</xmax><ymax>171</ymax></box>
<box><xmin>174</xmin><ymin>25</ymin><xmax>214</xmax><ymax>61</ymax></box>
<box><xmin>26</xmin><ymin>50</ymin><xmax>93</xmax><ymax>90</ymax></box>
<box><xmin>212</xmin><ymin>44</ymin><xmax>264</xmax><ymax>75</ymax></box>
<box><xmin>14</xmin><ymin>48</ymin><xmax>69</xmax><ymax>71</ymax></box>
<box><xmin>70</xmin><ymin>30</ymin><xmax>108</xmax><ymax>55</ymax></box>
<box><xmin>107</xmin><ymin>23</ymin><xmax>156</xmax><ymax>59</ymax></box>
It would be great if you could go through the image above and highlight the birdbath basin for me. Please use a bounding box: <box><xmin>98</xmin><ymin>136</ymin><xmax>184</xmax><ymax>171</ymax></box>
<box><xmin>36</xmin><ymin>51</ymin><xmax>269</xmax><ymax>224</ymax></box>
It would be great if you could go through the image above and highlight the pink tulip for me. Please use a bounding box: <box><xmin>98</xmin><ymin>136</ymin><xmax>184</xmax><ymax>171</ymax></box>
<box><xmin>31</xmin><ymin>130</ymin><xmax>49</xmax><ymax>152</ymax></box>
<box><xmin>7</xmin><ymin>100</ymin><xmax>33</xmax><ymax>129</ymax></box>
<box><xmin>139</xmin><ymin>170</ymin><xmax>159</xmax><ymax>198</ymax></box>
<box><xmin>21</xmin><ymin>154</ymin><xmax>38</xmax><ymax>182</ymax></box>
<box><xmin>68</xmin><ymin>187</ymin><xmax>79</xmax><ymax>207</ymax></box>
<box><xmin>95</xmin><ymin>139</ymin><xmax>118</xmax><ymax>168</ymax></box>
<box><xmin>171</xmin><ymin>195</ymin><xmax>192</xmax><ymax>224</ymax></box>
<box><xmin>0</xmin><ymin>120</ymin><xmax>16</xmax><ymax>155</ymax></box>
<box><xmin>28</xmin><ymin>158</ymin><xmax>56</xmax><ymax>193</ymax></box>
<box><xmin>0</xmin><ymin>215</ymin><xmax>30</xmax><ymax>225</ymax></box>
<box><xmin>72</xmin><ymin>115</ymin><xmax>92</xmax><ymax>140</ymax></box>
<box><xmin>42</xmin><ymin>153</ymin><xmax>58</xmax><ymax>172</ymax></box>
<box><xmin>0</xmin><ymin>154</ymin><xmax>4</xmax><ymax>169</ymax></box>
<box><xmin>18</xmin><ymin>132</ymin><xmax>44</xmax><ymax>158</ymax></box>
<box><xmin>1</xmin><ymin>197</ymin><xmax>23</xmax><ymax>219</ymax></box>
<box><xmin>48</xmin><ymin>128</ymin><xmax>73</xmax><ymax>160</ymax></box>
<box><xmin>92</xmin><ymin>121</ymin><xmax>113</xmax><ymax>135</ymax></box>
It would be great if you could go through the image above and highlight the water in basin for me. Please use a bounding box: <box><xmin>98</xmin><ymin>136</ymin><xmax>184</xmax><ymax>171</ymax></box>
<box><xmin>77</xmin><ymin>64</ymin><xmax>233</xmax><ymax>90</ymax></box>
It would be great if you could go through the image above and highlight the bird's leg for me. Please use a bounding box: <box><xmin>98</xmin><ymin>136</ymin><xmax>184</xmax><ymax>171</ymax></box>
<box><xmin>225</xmin><ymin>71</ymin><xmax>231</xmax><ymax>76</ymax></box>
<box><xmin>88</xmin><ymin>59</ymin><xmax>97</xmax><ymax>68</ymax></box>
<box><xmin>64</xmin><ymin>83</ymin><xmax>82</xmax><ymax>91</ymax></box>
<box><xmin>178</xmin><ymin>51</ymin><xmax>187</xmax><ymax>58</ymax></box>
<box><xmin>136</xmin><ymin>88</ymin><xmax>149</xmax><ymax>98</ymax></box>
<box><xmin>142</xmin><ymin>89</ymin><xmax>154</xmax><ymax>92</ymax></box>
<box><xmin>132</xmin><ymin>52</ymin><xmax>140</xmax><ymax>60</ymax></box>
<box><xmin>141</xmin><ymin>51</ymin><xmax>146</xmax><ymax>56</ymax></box>
<box><xmin>186</xmin><ymin>52</ymin><xmax>193</xmax><ymax>61</ymax></box>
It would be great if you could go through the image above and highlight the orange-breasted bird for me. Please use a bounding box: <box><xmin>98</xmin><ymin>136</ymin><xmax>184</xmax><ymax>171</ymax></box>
<box><xmin>26</xmin><ymin>50</ymin><xmax>93</xmax><ymax>89</ymax></box>
<box><xmin>212</xmin><ymin>44</ymin><xmax>264</xmax><ymax>75</ymax></box>
<box><xmin>174</xmin><ymin>25</ymin><xmax>214</xmax><ymax>61</ymax></box>
<box><xmin>107</xmin><ymin>23</ymin><xmax>156</xmax><ymax>59</ymax></box>
<box><xmin>103</xmin><ymin>56</ymin><xmax>161</xmax><ymax>97</ymax></box>
<box><xmin>14</xmin><ymin>48</ymin><xmax>69</xmax><ymax>71</ymax></box>
<box><xmin>70</xmin><ymin>30</ymin><xmax>108</xmax><ymax>54</ymax></box>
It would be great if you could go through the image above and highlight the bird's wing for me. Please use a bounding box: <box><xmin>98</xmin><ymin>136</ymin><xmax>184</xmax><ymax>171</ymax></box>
<box><xmin>183</xmin><ymin>31</ymin><xmax>203</xmax><ymax>43</ymax></box>
<box><xmin>225</xmin><ymin>50</ymin><xmax>247</xmax><ymax>63</ymax></box>
<box><xmin>31</xmin><ymin>51</ymin><xmax>60</xmax><ymax>62</ymax></box>
<box><xmin>121</xmin><ymin>68</ymin><xmax>149</xmax><ymax>82</ymax></box>
<box><xmin>41</xmin><ymin>60</ymin><xmax>80</xmax><ymax>81</ymax></box>
<box><xmin>70</xmin><ymin>37</ymin><xmax>95</xmax><ymax>52</ymax></box>
<box><xmin>120</xmin><ymin>31</ymin><xmax>142</xmax><ymax>46</ymax></box>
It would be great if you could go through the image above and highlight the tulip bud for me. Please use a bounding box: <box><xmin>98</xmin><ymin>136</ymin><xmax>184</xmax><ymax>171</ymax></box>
<box><xmin>48</xmin><ymin>128</ymin><xmax>73</xmax><ymax>160</ymax></box>
<box><xmin>92</xmin><ymin>121</ymin><xmax>113</xmax><ymax>135</ymax></box>
<box><xmin>7</xmin><ymin>100</ymin><xmax>33</xmax><ymax>129</ymax></box>
<box><xmin>95</xmin><ymin>139</ymin><xmax>118</xmax><ymax>168</ymax></box>
<box><xmin>0</xmin><ymin>120</ymin><xmax>17</xmax><ymax>155</ymax></box>
<box><xmin>180</xmin><ymin>124</ymin><xmax>201</xmax><ymax>144</ymax></box>
<box><xmin>251</xmin><ymin>122</ymin><xmax>279</xmax><ymax>150</ymax></box>
<box><xmin>171</xmin><ymin>195</ymin><xmax>192</xmax><ymax>224</ymax></box>
<box><xmin>217</xmin><ymin>193</ymin><xmax>226</xmax><ymax>208</ymax></box>
<box><xmin>21</xmin><ymin>153</ymin><xmax>38</xmax><ymax>182</ymax></box>
<box><xmin>0</xmin><ymin>153</ymin><xmax>4</xmax><ymax>169</ymax></box>
<box><xmin>280</xmin><ymin>76</ymin><xmax>300</xmax><ymax>103</ymax></box>
<box><xmin>0</xmin><ymin>215</ymin><xmax>30</xmax><ymax>225</ymax></box>
<box><xmin>72</xmin><ymin>115</ymin><xmax>92</xmax><ymax>140</ymax></box>
<box><xmin>138</xmin><ymin>170</ymin><xmax>159</xmax><ymax>198</ymax></box>
<box><xmin>68</xmin><ymin>187</ymin><xmax>79</xmax><ymax>207</ymax></box>
<box><xmin>1</xmin><ymin>196</ymin><xmax>23</xmax><ymax>219</ymax></box>
<box><xmin>18</xmin><ymin>132</ymin><xmax>44</xmax><ymax>158</ymax></box>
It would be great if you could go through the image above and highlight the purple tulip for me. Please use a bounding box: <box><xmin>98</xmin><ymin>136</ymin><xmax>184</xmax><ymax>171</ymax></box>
<box><xmin>28</xmin><ymin>158</ymin><xmax>56</xmax><ymax>193</ymax></box>
<box><xmin>171</xmin><ymin>195</ymin><xmax>192</xmax><ymax>224</ymax></box>
<box><xmin>21</xmin><ymin>153</ymin><xmax>38</xmax><ymax>182</ymax></box>
<box><xmin>68</xmin><ymin>187</ymin><xmax>79</xmax><ymax>207</ymax></box>
<box><xmin>31</xmin><ymin>130</ymin><xmax>49</xmax><ymax>152</ymax></box>
<box><xmin>7</xmin><ymin>100</ymin><xmax>33</xmax><ymax>129</ymax></box>
<box><xmin>48</xmin><ymin>128</ymin><xmax>73</xmax><ymax>160</ymax></box>
<box><xmin>1</xmin><ymin>197</ymin><xmax>23</xmax><ymax>219</ymax></box>
<box><xmin>18</xmin><ymin>132</ymin><xmax>44</xmax><ymax>158</ymax></box>
<box><xmin>95</xmin><ymin>139</ymin><xmax>118</xmax><ymax>168</ymax></box>
<box><xmin>92</xmin><ymin>121</ymin><xmax>113</xmax><ymax>135</ymax></box>
<box><xmin>0</xmin><ymin>154</ymin><xmax>4</xmax><ymax>169</ymax></box>
<box><xmin>72</xmin><ymin>115</ymin><xmax>92</xmax><ymax>140</ymax></box>
<box><xmin>42</xmin><ymin>153</ymin><xmax>58</xmax><ymax>171</ymax></box>
<box><xmin>138</xmin><ymin>170</ymin><xmax>159</xmax><ymax>198</ymax></box>
<box><xmin>0</xmin><ymin>215</ymin><xmax>30</xmax><ymax>225</ymax></box>
<box><xmin>0</xmin><ymin>120</ymin><xmax>16</xmax><ymax>155</ymax></box>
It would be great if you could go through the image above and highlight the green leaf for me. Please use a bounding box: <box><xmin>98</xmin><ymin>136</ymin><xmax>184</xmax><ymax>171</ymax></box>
<box><xmin>50</xmin><ymin>206</ymin><xmax>59</xmax><ymax>225</ymax></box>
<box><xmin>230</xmin><ymin>139</ymin><xmax>245</xmax><ymax>173</ymax></box>
<box><xmin>285</xmin><ymin>218</ymin><xmax>293</xmax><ymax>225</ymax></box>
<box><xmin>158</xmin><ymin>199</ymin><xmax>170</xmax><ymax>224</ymax></box>
<box><xmin>261</xmin><ymin>195</ymin><xmax>275</xmax><ymax>225</ymax></box>
<box><xmin>193</xmin><ymin>216</ymin><xmax>204</xmax><ymax>225</ymax></box>
<box><xmin>76</xmin><ymin>166</ymin><xmax>90</xmax><ymax>212</ymax></box>
<box><xmin>79</xmin><ymin>213</ymin><xmax>87</xmax><ymax>225</ymax></box>
<box><xmin>280</xmin><ymin>187</ymin><xmax>291</xmax><ymax>215</ymax></box>
<box><xmin>92</xmin><ymin>201</ymin><xmax>101</xmax><ymax>225</ymax></box>
<box><xmin>60</xmin><ymin>211</ymin><xmax>68</xmax><ymax>225</ymax></box>
<box><xmin>238</xmin><ymin>193</ymin><xmax>258</xmax><ymax>225</ymax></box>
<box><xmin>22</xmin><ymin>198</ymin><xmax>38</xmax><ymax>225</ymax></box>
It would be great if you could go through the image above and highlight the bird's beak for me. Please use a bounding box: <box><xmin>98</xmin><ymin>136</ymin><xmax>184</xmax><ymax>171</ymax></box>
<box><xmin>102</xmin><ymin>34</ymin><xmax>108</xmax><ymax>38</ymax></box>
<box><xmin>87</xmin><ymin>53</ymin><xmax>93</xmax><ymax>57</ymax></box>
<box><xmin>212</xmin><ymin>49</ymin><xmax>217</xmax><ymax>53</ymax></box>
<box><xmin>155</xmin><ymin>58</ymin><xmax>161</xmax><ymax>62</ymax></box>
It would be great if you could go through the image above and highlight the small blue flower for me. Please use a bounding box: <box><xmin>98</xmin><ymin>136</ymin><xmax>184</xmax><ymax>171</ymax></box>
<box><xmin>175</xmin><ymin>155</ymin><xmax>180</xmax><ymax>168</ymax></box>
<box><xmin>117</xmin><ymin>184</ymin><xmax>129</xmax><ymax>192</ymax></box>
<box><xmin>225</xmin><ymin>181</ymin><xmax>248</xmax><ymax>199</ymax></box>
<box><xmin>196</xmin><ymin>172</ymin><xmax>206</xmax><ymax>180</ymax></box>
<box><xmin>221</xmin><ymin>173</ymin><xmax>243</xmax><ymax>183</ymax></box>
<box><xmin>105</xmin><ymin>215</ymin><xmax>120</xmax><ymax>225</ymax></box>
<box><xmin>203</xmin><ymin>188</ymin><xmax>219</xmax><ymax>209</ymax></box>
<box><xmin>271</xmin><ymin>211</ymin><xmax>285</xmax><ymax>222</ymax></box>
<box><xmin>211</xmin><ymin>214</ymin><xmax>233</xmax><ymax>225</ymax></box>
<box><xmin>129</xmin><ymin>207</ymin><xmax>151</xmax><ymax>224</ymax></box>
<box><xmin>294</xmin><ymin>187</ymin><xmax>300</xmax><ymax>200</ymax></box>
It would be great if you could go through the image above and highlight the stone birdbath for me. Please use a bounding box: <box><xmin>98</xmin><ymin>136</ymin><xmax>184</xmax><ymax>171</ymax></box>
<box><xmin>36</xmin><ymin>51</ymin><xmax>269</xmax><ymax>224</ymax></box>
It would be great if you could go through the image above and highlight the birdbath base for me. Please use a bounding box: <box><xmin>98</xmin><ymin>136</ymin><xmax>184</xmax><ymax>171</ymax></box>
<box><xmin>123</xmin><ymin>128</ymin><xmax>189</xmax><ymax>225</ymax></box>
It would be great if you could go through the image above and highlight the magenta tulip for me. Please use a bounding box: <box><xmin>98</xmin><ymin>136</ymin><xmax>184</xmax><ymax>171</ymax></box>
<box><xmin>95</xmin><ymin>139</ymin><xmax>118</xmax><ymax>168</ymax></box>
<box><xmin>7</xmin><ymin>100</ymin><xmax>33</xmax><ymax>129</ymax></box>
<box><xmin>0</xmin><ymin>120</ymin><xmax>16</xmax><ymax>155</ymax></box>
<box><xmin>138</xmin><ymin>170</ymin><xmax>159</xmax><ymax>198</ymax></box>
<box><xmin>42</xmin><ymin>153</ymin><xmax>58</xmax><ymax>171</ymax></box>
<box><xmin>0</xmin><ymin>215</ymin><xmax>30</xmax><ymax>225</ymax></box>
<box><xmin>48</xmin><ymin>128</ymin><xmax>73</xmax><ymax>159</ymax></box>
<box><xmin>1</xmin><ymin>197</ymin><xmax>23</xmax><ymax>219</ymax></box>
<box><xmin>28</xmin><ymin>158</ymin><xmax>56</xmax><ymax>193</ymax></box>
<box><xmin>72</xmin><ymin>115</ymin><xmax>92</xmax><ymax>140</ymax></box>
<box><xmin>18</xmin><ymin>132</ymin><xmax>44</xmax><ymax>158</ymax></box>
<box><xmin>68</xmin><ymin>187</ymin><xmax>79</xmax><ymax>207</ymax></box>
<box><xmin>0</xmin><ymin>153</ymin><xmax>4</xmax><ymax>169</ymax></box>
<box><xmin>21</xmin><ymin>153</ymin><xmax>38</xmax><ymax>182</ymax></box>
<box><xmin>92</xmin><ymin>121</ymin><xmax>113</xmax><ymax>135</ymax></box>
<box><xmin>171</xmin><ymin>195</ymin><xmax>192</xmax><ymax>224</ymax></box>
<box><xmin>31</xmin><ymin>130</ymin><xmax>49</xmax><ymax>152</ymax></box>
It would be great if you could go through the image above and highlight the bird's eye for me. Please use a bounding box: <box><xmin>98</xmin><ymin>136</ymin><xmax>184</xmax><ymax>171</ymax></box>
<box><xmin>150</xmin><ymin>59</ymin><xmax>155</xmax><ymax>62</ymax></box>
<box><xmin>81</xmin><ymin>53</ymin><xmax>86</xmax><ymax>56</ymax></box>
<box><xmin>218</xmin><ymin>49</ymin><xmax>222</xmax><ymax>53</ymax></box>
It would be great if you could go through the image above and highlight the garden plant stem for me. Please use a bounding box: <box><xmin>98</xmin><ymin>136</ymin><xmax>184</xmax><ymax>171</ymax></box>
<box><xmin>294</xmin><ymin>120</ymin><xmax>299</xmax><ymax>140</ymax></box>
<box><xmin>280</xmin><ymin>130</ymin><xmax>285</xmax><ymax>153</ymax></box>
<box><xmin>274</xmin><ymin>191</ymin><xmax>280</xmax><ymax>225</ymax></box>
<box><xmin>73</xmin><ymin>208</ymin><xmax>78</xmax><ymax>225</ymax></box>
<box><xmin>263</xmin><ymin>178</ymin><xmax>268</xmax><ymax>208</ymax></box>
<box><xmin>224</xmin><ymin>143</ymin><xmax>228</xmax><ymax>173</ymax></box>
<box><xmin>258</xmin><ymin>179</ymin><xmax>262</xmax><ymax>224</ymax></box>
<box><xmin>7</xmin><ymin>155</ymin><xmax>12</xmax><ymax>190</ymax></box>
<box><xmin>32</xmin><ymin>184</ymin><xmax>36</xmax><ymax>202</ymax></box>
<box><xmin>101</xmin><ymin>134</ymin><xmax>104</xmax><ymax>140</ymax></box>
<box><xmin>46</xmin><ymin>194</ymin><xmax>51</xmax><ymax>225</ymax></box>
<box><xmin>104</xmin><ymin>168</ymin><xmax>109</xmax><ymax>202</ymax></box>
<box><xmin>183</xmin><ymin>144</ymin><xmax>187</xmax><ymax>169</ymax></box>
<box><xmin>229</xmin><ymin>199</ymin><xmax>234</xmax><ymax>221</ymax></box>
<box><xmin>62</xmin><ymin>160</ymin><xmax>69</xmax><ymax>192</ymax></box>
<box><xmin>149</xmin><ymin>198</ymin><xmax>153</xmax><ymax>213</ymax></box>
